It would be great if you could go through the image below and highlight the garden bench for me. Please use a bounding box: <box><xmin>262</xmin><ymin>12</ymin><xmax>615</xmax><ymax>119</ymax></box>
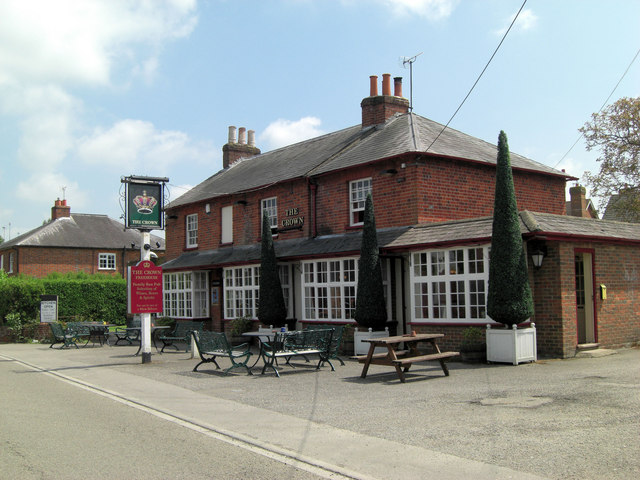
<box><xmin>391</xmin><ymin>352</ymin><xmax>459</xmax><ymax>376</ymax></box>
<box><xmin>49</xmin><ymin>323</ymin><xmax>80</xmax><ymax>349</ymax></box>
<box><xmin>306</xmin><ymin>324</ymin><xmax>346</xmax><ymax>366</ymax></box>
<box><xmin>65</xmin><ymin>322</ymin><xmax>91</xmax><ymax>346</ymax></box>
<box><xmin>158</xmin><ymin>321</ymin><xmax>203</xmax><ymax>352</ymax></box>
<box><xmin>191</xmin><ymin>331</ymin><xmax>253</xmax><ymax>375</ymax></box>
<box><xmin>114</xmin><ymin>318</ymin><xmax>141</xmax><ymax>345</ymax></box>
<box><xmin>259</xmin><ymin>328</ymin><xmax>334</xmax><ymax>378</ymax></box>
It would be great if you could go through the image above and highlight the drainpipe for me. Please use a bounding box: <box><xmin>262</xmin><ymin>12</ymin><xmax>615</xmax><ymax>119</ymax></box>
<box><xmin>309</xmin><ymin>179</ymin><xmax>318</xmax><ymax>238</ymax></box>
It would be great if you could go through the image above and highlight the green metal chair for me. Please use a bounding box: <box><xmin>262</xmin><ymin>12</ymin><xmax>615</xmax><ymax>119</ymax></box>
<box><xmin>49</xmin><ymin>323</ymin><xmax>79</xmax><ymax>349</ymax></box>
<box><xmin>191</xmin><ymin>330</ymin><xmax>253</xmax><ymax>375</ymax></box>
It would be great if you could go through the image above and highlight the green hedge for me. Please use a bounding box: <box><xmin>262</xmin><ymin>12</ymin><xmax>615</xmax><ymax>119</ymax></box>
<box><xmin>0</xmin><ymin>272</ymin><xmax>127</xmax><ymax>326</ymax></box>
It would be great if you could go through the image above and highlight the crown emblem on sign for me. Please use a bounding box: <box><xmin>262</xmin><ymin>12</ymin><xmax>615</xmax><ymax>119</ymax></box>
<box><xmin>132</xmin><ymin>190</ymin><xmax>157</xmax><ymax>214</ymax></box>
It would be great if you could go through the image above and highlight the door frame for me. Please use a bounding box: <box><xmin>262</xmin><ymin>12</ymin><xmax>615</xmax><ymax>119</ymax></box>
<box><xmin>574</xmin><ymin>248</ymin><xmax>597</xmax><ymax>344</ymax></box>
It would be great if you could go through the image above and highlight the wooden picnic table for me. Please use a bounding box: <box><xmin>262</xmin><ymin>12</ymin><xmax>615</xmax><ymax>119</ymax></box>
<box><xmin>357</xmin><ymin>333</ymin><xmax>459</xmax><ymax>383</ymax></box>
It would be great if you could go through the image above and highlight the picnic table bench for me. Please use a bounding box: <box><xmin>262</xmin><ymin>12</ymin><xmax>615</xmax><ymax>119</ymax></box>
<box><xmin>158</xmin><ymin>321</ymin><xmax>203</xmax><ymax>352</ymax></box>
<box><xmin>358</xmin><ymin>333</ymin><xmax>458</xmax><ymax>383</ymax></box>
<box><xmin>191</xmin><ymin>331</ymin><xmax>253</xmax><ymax>375</ymax></box>
<box><xmin>259</xmin><ymin>328</ymin><xmax>334</xmax><ymax>377</ymax></box>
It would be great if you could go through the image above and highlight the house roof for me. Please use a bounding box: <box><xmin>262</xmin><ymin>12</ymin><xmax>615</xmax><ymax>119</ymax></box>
<box><xmin>168</xmin><ymin>113</ymin><xmax>572</xmax><ymax>209</ymax></box>
<box><xmin>1</xmin><ymin>214</ymin><xmax>166</xmax><ymax>250</ymax></box>
<box><xmin>603</xmin><ymin>191</ymin><xmax>640</xmax><ymax>223</ymax></box>
<box><xmin>162</xmin><ymin>211</ymin><xmax>640</xmax><ymax>271</ymax></box>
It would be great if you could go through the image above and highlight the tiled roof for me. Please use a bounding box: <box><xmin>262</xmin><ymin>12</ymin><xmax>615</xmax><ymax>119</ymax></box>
<box><xmin>1</xmin><ymin>214</ymin><xmax>166</xmax><ymax>250</ymax></box>
<box><xmin>168</xmin><ymin>113</ymin><xmax>571</xmax><ymax>209</ymax></box>
<box><xmin>162</xmin><ymin>211</ymin><xmax>639</xmax><ymax>271</ymax></box>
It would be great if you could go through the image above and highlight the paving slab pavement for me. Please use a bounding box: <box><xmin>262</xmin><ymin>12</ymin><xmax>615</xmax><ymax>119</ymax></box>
<box><xmin>1</xmin><ymin>342</ymin><xmax>638</xmax><ymax>480</ymax></box>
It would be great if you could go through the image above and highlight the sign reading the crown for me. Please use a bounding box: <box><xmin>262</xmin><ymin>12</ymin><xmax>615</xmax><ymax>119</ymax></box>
<box><xmin>126</xmin><ymin>181</ymin><xmax>163</xmax><ymax>230</ymax></box>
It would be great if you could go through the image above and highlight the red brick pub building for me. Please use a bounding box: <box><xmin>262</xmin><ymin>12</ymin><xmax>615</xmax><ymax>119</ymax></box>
<box><xmin>162</xmin><ymin>74</ymin><xmax>640</xmax><ymax>358</ymax></box>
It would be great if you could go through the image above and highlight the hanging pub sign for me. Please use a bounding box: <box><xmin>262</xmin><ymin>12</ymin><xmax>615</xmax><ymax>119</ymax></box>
<box><xmin>124</xmin><ymin>179</ymin><xmax>164</xmax><ymax>230</ymax></box>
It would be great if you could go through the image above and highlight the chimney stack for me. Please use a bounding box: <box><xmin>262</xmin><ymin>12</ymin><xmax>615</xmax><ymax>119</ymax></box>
<box><xmin>394</xmin><ymin>77</ymin><xmax>403</xmax><ymax>97</ymax></box>
<box><xmin>568</xmin><ymin>185</ymin><xmax>590</xmax><ymax>218</ymax></box>
<box><xmin>361</xmin><ymin>73</ymin><xmax>410</xmax><ymax>127</ymax></box>
<box><xmin>51</xmin><ymin>198</ymin><xmax>71</xmax><ymax>220</ymax></box>
<box><xmin>222</xmin><ymin>125</ymin><xmax>261</xmax><ymax>169</ymax></box>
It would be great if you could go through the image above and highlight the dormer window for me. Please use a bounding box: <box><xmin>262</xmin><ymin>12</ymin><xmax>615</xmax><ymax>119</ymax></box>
<box><xmin>261</xmin><ymin>197</ymin><xmax>277</xmax><ymax>233</ymax></box>
<box><xmin>186</xmin><ymin>214</ymin><xmax>198</xmax><ymax>248</ymax></box>
<box><xmin>349</xmin><ymin>178</ymin><xmax>371</xmax><ymax>226</ymax></box>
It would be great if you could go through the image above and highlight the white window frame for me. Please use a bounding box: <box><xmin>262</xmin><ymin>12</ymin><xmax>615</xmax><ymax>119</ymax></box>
<box><xmin>301</xmin><ymin>257</ymin><xmax>391</xmax><ymax>322</ymax></box>
<box><xmin>98</xmin><ymin>253</ymin><xmax>116</xmax><ymax>270</ymax></box>
<box><xmin>9</xmin><ymin>252</ymin><xmax>15</xmax><ymax>273</ymax></box>
<box><xmin>223</xmin><ymin>264</ymin><xmax>292</xmax><ymax>320</ymax></box>
<box><xmin>0</xmin><ymin>254</ymin><xmax>3</xmax><ymax>271</ymax></box>
<box><xmin>221</xmin><ymin>205</ymin><xmax>233</xmax><ymax>244</ymax></box>
<box><xmin>163</xmin><ymin>271</ymin><xmax>209</xmax><ymax>318</ymax></box>
<box><xmin>410</xmin><ymin>245</ymin><xmax>489</xmax><ymax>324</ymax></box>
<box><xmin>261</xmin><ymin>197</ymin><xmax>278</xmax><ymax>233</ymax></box>
<box><xmin>186</xmin><ymin>214</ymin><xmax>198</xmax><ymax>248</ymax></box>
<box><xmin>349</xmin><ymin>178</ymin><xmax>372</xmax><ymax>226</ymax></box>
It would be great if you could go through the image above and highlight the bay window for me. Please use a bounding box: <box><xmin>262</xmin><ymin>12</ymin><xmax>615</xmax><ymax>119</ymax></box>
<box><xmin>411</xmin><ymin>246</ymin><xmax>488</xmax><ymax>323</ymax></box>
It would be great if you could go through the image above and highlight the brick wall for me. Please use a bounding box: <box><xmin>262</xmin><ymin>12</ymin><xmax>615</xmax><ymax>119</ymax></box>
<box><xmin>14</xmin><ymin>246</ymin><xmax>138</xmax><ymax>278</ymax></box>
<box><xmin>165</xmin><ymin>154</ymin><xmax>566</xmax><ymax>257</ymax></box>
<box><xmin>532</xmin><ymin>240</ymin><xmax>640</xmax><ymax>357</ymax></box>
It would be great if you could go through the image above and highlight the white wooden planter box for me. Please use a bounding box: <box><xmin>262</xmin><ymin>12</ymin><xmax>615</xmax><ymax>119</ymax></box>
<box><xmin>486</xmin><ymin>323</ymin><xmax>537</xmax><ymax>365</ymax></box>
<box><xmin>353</xmin><ymin>327</ymin><xmax>389</xmax><ymax>355</ymax></box>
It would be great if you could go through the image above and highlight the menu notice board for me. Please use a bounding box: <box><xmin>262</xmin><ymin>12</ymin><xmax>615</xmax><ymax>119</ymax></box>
<box><xmin>128</xmin><ymin>261</ymin><xmax>163</xmax><ymax>314</ymax></box>
<box><xmin>40</xmin><ymin>295</ymin><xmax>58</xmax><ymax>323</ymax></box>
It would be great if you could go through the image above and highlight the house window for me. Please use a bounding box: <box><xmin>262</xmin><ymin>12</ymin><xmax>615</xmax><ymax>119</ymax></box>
<box><xmin>410</xmin><ymin>246</ymin><xmax>488</xmax><ymax>323</ymax></box>
<box><xmin>261</xmin><ymin>197</ymin><xmax>277</xmax><ymax>233</ymax></box>
<box><xmin>0</xmin><ymin>254</ymin><xmax>3</xmax><ymax>271</ymax></box>
<box><xmin>98</xmin><ymin>253</ymin><xmax>116</xmax><ymax>270</ymax></box>
<box><xmin>163</xmin><ymin>271</ymin><xmax>209</xmax><ymax>318</ymax></box>
<box><xmin>349</xmin><ymin>178</ymin><xmax>372</xmax><ymax>226</ymax></box>
<box><xmin>9</xmin><ymin>252</ymin><xmax>15</xmax><ymax>273</ymax></box>
<box><xmin>301</xmin><ymin>257</ymin><xmax>390</xmax><ymax>322</ymax></box>
<box><xmin>221</xmin><ymin>205</ymin><xmax>233</xmax><ymax>244</ymax></box>
<box><xmin>186</xmin><ymin>214</ymin><xmax>198</xmax><ymax>248</ymax></box>
<box><xmin>223</xmin><ymin>264</ymin><xmax>292</xmax><ymax>319</ymax></box>
<box><xmin>302</xmin><ymin>258</ymin><xmax>358</xmax><ymax>321</ymax></box>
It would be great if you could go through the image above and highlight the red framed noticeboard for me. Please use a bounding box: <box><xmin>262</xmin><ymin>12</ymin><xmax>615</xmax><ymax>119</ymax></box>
<box><xmin>128</xmin><ymin>261</ymin><xmax>163</xmax><ymax>314</ymax></box>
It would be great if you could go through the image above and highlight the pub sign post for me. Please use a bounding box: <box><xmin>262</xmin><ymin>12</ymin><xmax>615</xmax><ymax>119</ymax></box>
<box><xmin>121</xmin><ymin>175</ymin><xmax>168</xmax><ymax>364</ymax></box>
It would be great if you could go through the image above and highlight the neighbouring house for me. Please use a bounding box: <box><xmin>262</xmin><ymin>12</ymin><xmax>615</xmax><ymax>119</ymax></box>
<box><xmin>603</xmin><ymin>189</ymin><xmax>640</xmax><ymax>223</ymax></box>
<box><xmin>0</xmin><ymin>199</ymin><xmax>166</xmax><ymax>279</ymax></box>
<box><xmin>161</xmin><ymin>73</ymin><xmax>640</xmax><ymax>358</ymax></box>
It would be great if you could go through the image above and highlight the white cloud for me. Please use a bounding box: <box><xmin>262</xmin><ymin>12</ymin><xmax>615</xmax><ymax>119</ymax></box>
<box><xmin>495</xmin><ymin>8</ymin><xmax>538</xmax><ymax>36</ymax></box>
<box><xmin>77</xmin><ymin>119</ymin><xmax>216</xmax><ymax>172</ymax></box>
<box><xmin>378</xmin><ymin>0</ymin><xmax>458</xmax><ymax>20</ymax></box>
<box><xmin>14</xmin><ymin>85</ymin><xmax>81</xmax><ymax>170</ymax></box>
<box><xmin>260</xmin><ymin>117</ymin><xmax>326</xmax><ymax>151</ymax></box>
<box><xmin>0</xmin><ymin>0</ymin><xmax>198</xmax><ymax>87</ymax></box>
<box><xmin>170</xmin><ymin>184</ymin><xmax>196</xmax><ymax>202</ymax></box>
<box><xmin>16</xmin><ymin>173</ymin><xmax>87</xmax><ymax>212</ymax></box>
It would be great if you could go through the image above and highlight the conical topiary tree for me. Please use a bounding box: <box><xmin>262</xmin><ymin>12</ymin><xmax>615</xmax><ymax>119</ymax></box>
<box><xmin>353</xmin><ymin>193</ymin><xmax>387</xmax><ymax>330</ymax></box>
<box><xmin>487</xmin><ymin>131</ymin><xmax>534</xmax><ymax>327</ymax></box>
<box><xmin>258</xmin><ymin>211</ymin><xmax>287</xmax><ymax>327</ymax></box>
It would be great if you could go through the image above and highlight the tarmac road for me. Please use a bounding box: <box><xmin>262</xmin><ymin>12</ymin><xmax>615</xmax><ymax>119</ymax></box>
<box><xmin>1</xmin><ymin>343</ymin><xmax>638</xmax><ymax>480</ymax></box>
<box><xmin>0</xmin><ymin>359</ymin><xmax>327</xmax><ymax>480</ymax></box>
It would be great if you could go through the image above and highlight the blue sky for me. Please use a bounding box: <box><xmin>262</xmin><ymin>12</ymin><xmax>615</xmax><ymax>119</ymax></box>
<box><xmin>1</xmin><ymin>0</ymin><xmax>639</xmax><ymax>240</ymax></box>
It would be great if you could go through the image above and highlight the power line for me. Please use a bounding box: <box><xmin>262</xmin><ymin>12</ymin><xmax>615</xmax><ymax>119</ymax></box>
<box><xmin>553</xmin><ymin>46</ymin><xmax>640</xmax><ymax>169</ymax></box>
<box><xmin>425</xmin><ymin>0</ymin><xmax>528</xmax><ymax>153</ymax></box>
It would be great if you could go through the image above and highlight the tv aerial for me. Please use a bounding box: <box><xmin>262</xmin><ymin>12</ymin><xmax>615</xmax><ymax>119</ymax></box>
<box><xmin>400</xmin><ymin>52</ymin><xmax>423</xmax><ymax>111</ymax></box>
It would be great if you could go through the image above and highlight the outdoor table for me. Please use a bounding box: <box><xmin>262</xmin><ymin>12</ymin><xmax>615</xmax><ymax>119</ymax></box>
<box><xmin>359</xmin><ymin>333</ymin><xmax>458</xmax><ymax>383</ymax></box>
<box><xmin>128</xmin><ymin>326</ymin><xmax>170</xmax><ymax>355</ymax></box>
<box><xmin>74</xmin><ymin>322</ymin><xmax>114</xmax><ymax>346</ymax></box>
